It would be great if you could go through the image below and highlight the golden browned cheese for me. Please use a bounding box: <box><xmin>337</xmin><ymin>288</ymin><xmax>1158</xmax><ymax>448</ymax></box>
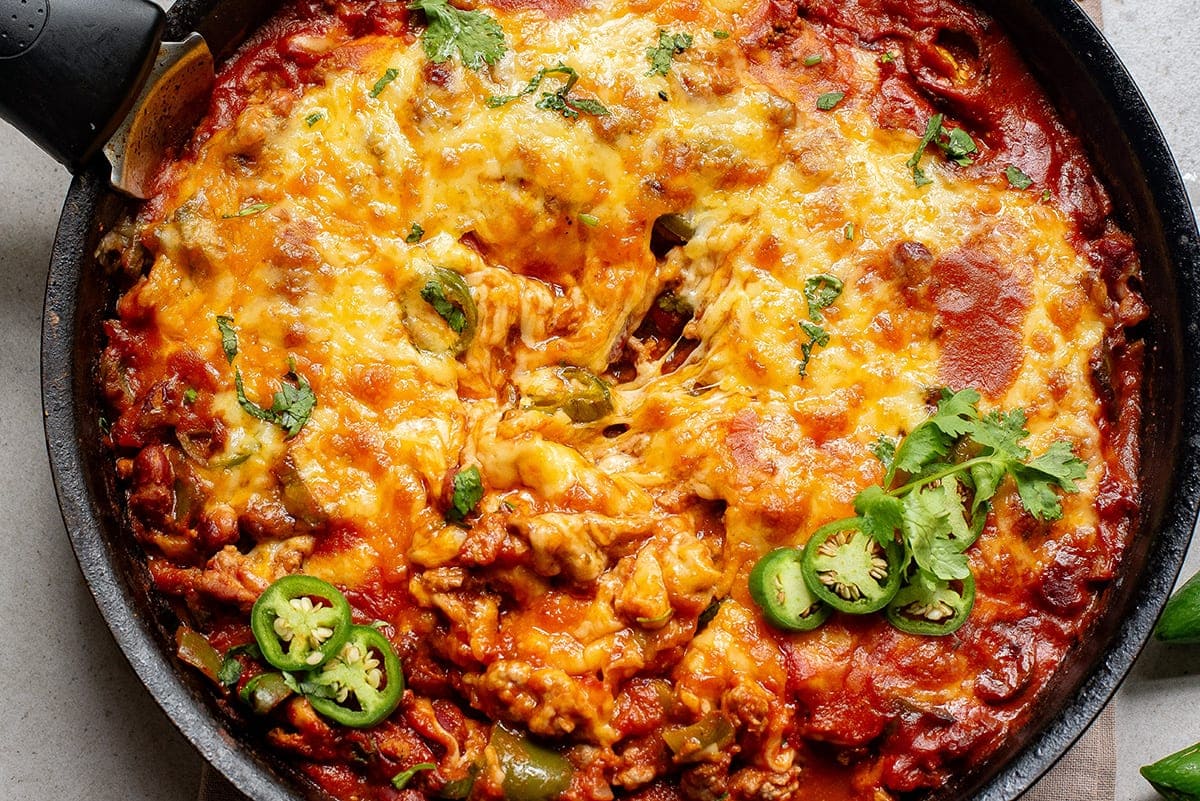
<box><xmin>103</xmin><ymin>0</ymin><xmax>1142</xmax><ymax>798</ymax></box>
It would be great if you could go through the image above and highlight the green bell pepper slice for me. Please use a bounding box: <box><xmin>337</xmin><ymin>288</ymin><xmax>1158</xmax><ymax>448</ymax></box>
<box><xmin>239</xmin><ymin>672</ymin><xmax>295</xmax><ymax>715</ymax></box>
<box><xmin>490</xmin><ymin>725</ymin><xmax>573</xmax><ymax>801</ymax></box>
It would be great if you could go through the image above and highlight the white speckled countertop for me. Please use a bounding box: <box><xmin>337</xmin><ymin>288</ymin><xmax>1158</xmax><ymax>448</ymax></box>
<box><xmin>0</xmin><ymin>1</ymin><xmax>1197</xmax><ymax>799</ymax></box>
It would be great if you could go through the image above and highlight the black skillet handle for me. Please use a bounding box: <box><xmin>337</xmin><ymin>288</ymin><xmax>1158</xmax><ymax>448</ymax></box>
<box><xmin>0</xmin><ymin>0</ymin><xmax>165</xmax><ymax>171</ymax></box>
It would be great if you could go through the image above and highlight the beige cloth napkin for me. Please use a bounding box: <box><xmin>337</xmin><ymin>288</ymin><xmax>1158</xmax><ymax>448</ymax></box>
<box><xmin>199</xmin><ymin>2</ymin><xmax>1115</xmax><ymax>800</ymax></box>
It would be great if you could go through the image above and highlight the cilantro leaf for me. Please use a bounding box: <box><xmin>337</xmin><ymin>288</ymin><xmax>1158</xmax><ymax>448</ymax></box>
<box><xmin>447</xmin><ymin>465</ymin><xmax>484</xmax><ymax>523</ymax></box>
<box><xmin>871</xmin><ymin>435</ymin><xmax>897</xmax><ymax>471</ymax></box>
<box><xmin>216</xmin><ymin>315</ymin><xmax>238</xmax><ymax>363</ymax></box>
<box><xmin>855</xmin><ymin>485</ymin><xmax>903</xmax><ymax>546</ymax></box>
<box><xmin>905</xmin><ymin>114</ymin><xmax>978</xmax><ymax>185</ymax></box>
<box><xmin>406</xmin><ymin>223</ymin><xmax>425</xmax><ymax>244</ymax></box>
<box><xmin>408</xmin><ymin>0</ymin><xmax>506</xmax><ymax>71</ymax></box>
<box><xmin>816</xmin><ymin>91</ymin><xmax>845</xmax><ymax>111</ymax></box>
<box><xmin>270</xmin><ymin>360</ymin><xmax>317</xmax><ymax>438</ymax></box>
<box><xmin>902</xmin><ymin>486</ymin><xmax>970</xmax><ymax>581</ymax></box>
<box><xmin>490</xmin><ymin>64</ymin><xmax>609</xmax><ymax>119</ymax></box>
<box><xmin>803</xmin><ymin>273</ymin><xmax>844</xmax><ymax>322</ymax></box>
<box><xmin>797</xmin><ymin>320</ymin><xmax>830</xmax><ymax>378</ymax></box>
<box><xmin>218</xmin><ymin>657</ymin><xmax>242</xmax><ymax>688</ymax></box>
<box><xmin>233</xmin><ymin>362</ymin><xmax>316</xmax><ymax>439</ymax></box>
<box><xmin>907</xmin><ymin>114</ymin><xmax>943</xmax><ymax>188</ymax></box>
<box><xmin>941</xmin><ymin>127</ymin><xmax>977</xmax><ymax>166</ymax></box>
<box><xmin>646</xmin><ymin>30</ymin><xmax>694</xmax><ymax>76</ymax></box>
<box><xmin>930</xmin><ymin>388</ymin><xmax>983</xmax><ymax>438</ymax></box>
<box><xmin>421</xmin><ymin>280</ymin><xmax>468</xmax><ymax>333</ymax></box>
<box><xmin>1005</xmin><ymin>165</ymin><xmax>1033</xmax><ymax>190</ymax></box>
<box><xmin>891</xmin><ymin>423</ymin><xmax>952</xmax><ymax>479</ymax></box>
<box><xmin>1012</xmin><ymin>441</ymin><xmax>1087</xmax><ymax>520</ymax></box>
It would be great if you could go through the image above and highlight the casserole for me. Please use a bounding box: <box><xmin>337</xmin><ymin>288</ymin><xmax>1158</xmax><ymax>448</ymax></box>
<box><xmin>37</xmin><ymin>0</ymin><xmax>1200</xmax><ymax>796</ymax></box>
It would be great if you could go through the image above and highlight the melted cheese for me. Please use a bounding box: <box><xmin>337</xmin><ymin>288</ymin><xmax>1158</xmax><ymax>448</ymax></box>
<box><xmin>120</xmin><ymin>2</ymin><xmax>1128</xmax><ymax>798</ymax></box>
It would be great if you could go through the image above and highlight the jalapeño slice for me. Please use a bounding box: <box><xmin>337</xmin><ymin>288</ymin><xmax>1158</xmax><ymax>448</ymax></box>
<box><xmin>250</xmin><ymin>575</ymin><xmax>353</xmax><ymax>672</ymax></box>
<box><xmin>801</xmin><ymin>527</ymin><xmax>903</xmax><ymax>614</ymax></box>
<box><xmin>407</xmin><ymin>266</ymin><xmax>479</xmax><ymax>355</ymax></box>
<box><xmin>886</xmin><ymin>572</ymin><xmax>976</xmax><ymax>636</ymax></box>
<box><xmin>749</xmin><ymin>547</ymin><xmax>832</xmax><ymax>631</ymax></box>
<box><xmin>524</xmin><ymin>366</ymin><xmax>614</xmax><ymax>423</ymax></box>
<box><xmin>306</xmin><ymin>624</ymin><xmax>404</xmax><ymax>728</ymax></box>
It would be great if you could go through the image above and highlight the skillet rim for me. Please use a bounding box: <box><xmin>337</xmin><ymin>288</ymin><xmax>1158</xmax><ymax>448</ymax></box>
<box><xmin>40</xmin><ymin>1</ymin><xmax>1200</xmax><ymax>799</ymax></box>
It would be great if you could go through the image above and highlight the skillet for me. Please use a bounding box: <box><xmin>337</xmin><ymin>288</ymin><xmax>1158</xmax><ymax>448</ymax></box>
<box><xmin>35</xmin><ymin>0</ymin><xmax>1200</xmax><ymax>798</ymax></box>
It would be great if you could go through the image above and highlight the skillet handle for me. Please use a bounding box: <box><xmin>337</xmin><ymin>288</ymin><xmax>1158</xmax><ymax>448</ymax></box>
<box><xmin>0</xmin><ymin>0</ymin><xmax>165</xmax><ymax>171</ymax></box>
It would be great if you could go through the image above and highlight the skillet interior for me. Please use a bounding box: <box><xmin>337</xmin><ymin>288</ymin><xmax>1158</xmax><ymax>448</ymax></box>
<box><xmin>40</xmin><ymin>1</ymin><xmax>1200</xmax><ymax>799</ymax></box>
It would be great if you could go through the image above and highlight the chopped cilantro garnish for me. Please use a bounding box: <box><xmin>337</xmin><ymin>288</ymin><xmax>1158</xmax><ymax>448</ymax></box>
<box><xmin>803</xmin><ymin>274</ymin><xmax>844</xmax><ymax>322</ymax></box>
<box><xmin>942</xmin><ymin>127</ymin><xmax>978</xmax><ymax>166</ymax></box>
<box><xmin>579</xmin><ymin>213</ymin><xmax>600</xmax><ymax>227</ymax></box>
<box><xmin>219</xmin><ymin>319</ymin><xmax>315</xmax><ymax>438</ymax></box>
<box><xmin>1005</xmin><ymin>165</ymin><xmax>1033</xmax><ymax>190</ymax></box>
<box><xmin>406</xmin><ymin>223</ymin><xmax>425</xmax><ymax>243</ymax></box>
<box><xmin>447</xmin><ymin>465</ymin><xmax>484</xmax><ymax>523</ymax></box>
<box><xmin>1041</xmin><ymin>188</ymin><xmax>1052</xmax><ymax>203</ymax></box>
<box><xmin>370</xmin><ymin>68</ymin><xmax>400</xmax><ymax>98</ymax></box>
<box><xmin>843</xmin><ymin>221</ymin><xmax>855</xmax><ymax>241</ymax></box>
<box><xmin>217</xmin><ymin>657</ymin><xmax>242</xmax><ymax>688</ymax></box>
<box><xmin>712</xmin><ymin>30</ymin><xmax>730</xmax><ymax>39</ymax></box>
<box><xmin>839</xmin><ymin>389</ymin><xmax>1087</xmax><ymax>590</ymax></box>
<box><xmin>233</xmin><ymin>361</ymin><xmax>316</xmax><ymax>439</ymax></box>
<box><xmin>804</xmin><ymin>54</ymin><xmax>823</xmax><ymax>66</ymax></box>
<box><xmin>408</xmin><ymin>0</ymin><xmax>506</xmax><ymax>70</ymax></box>
<box><xmin>421</xmin><ymin>280</ymin><xmax>468</xmax><ymax>334</ymax></box>
<box><xmin>817</xmin><ymin>91</ymin><xmax>845</xmax><ymax>111</ymax></box>
<box><xmin>489</xmin><ymin>64</ymin><xmax>609</xmax><ymax>119</ymax></box>
<box><xmin>646</xmin><ymin>30</ymin><xmax>694</xmax><ymax>76</ymax></box>
<box><xmin>880</xmin><ymin>51</ymin><xmax>897</xmax><ymax>64</ymax></box>
<box><xmin>216</xmin><ymin>315</ymin><xmax>238</xmax><ymax>363</ymax></box>
<box><xmin>906</xmin><ymin>114</ymin><xmax>978</xmax><ymax>187</ymax></box>
<box><xmin>221</xmin><ymin>202</ymin><xmax>270</xmax><ymax>219</ymax></box>
<box><xmin>798</xmin><ymin>320</ymin><xmax>830</xmax><ymax>378</ymax></box>
<box><xmin>183</xmin><ymin>388</ymin><xmax>199</xmax><ymax>405</ymax></box>
<box><xmin>304</xmin><ymin>112</ymin><xmax>323</xmax><ymax>127</ymax></box>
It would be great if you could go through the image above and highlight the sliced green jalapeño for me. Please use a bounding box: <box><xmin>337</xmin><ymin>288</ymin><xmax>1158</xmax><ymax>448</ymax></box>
<box><xmin>801</xmin><ymin>526</ymin><xmax>903</xmax><ymax>614</ymax></box>
<box><xmin>250</xmin><ymin>575</ymin><xmax>353</xmax><ymax>672</ymax></box>
<box><xmin>524</xmin><ymin>366</ymin><xmax>613</xmax><ymax>423</ymax></box>
<box><xmin>408</xmin><ymin>266</ymin><xmax>479</xmax><ymax>355</ymax></box>
<box><xmin>886</xmin><ymin>572</ymin><xmax>976</xmax><ymax>636</ymax></box>
<box><xmin>306</xmin><ymin>624</ymin><xmax>404</xmax><ymax>728</ymax></box>
<box><xmin>749</xmin><ymin>547</ymin><xmax>832</xmax><ymax>631</ymax></box>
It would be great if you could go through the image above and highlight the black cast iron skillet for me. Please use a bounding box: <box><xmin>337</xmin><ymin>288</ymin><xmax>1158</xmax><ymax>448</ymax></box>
<box><xmin>33</xmin><ymin>0</ymin><xmax>1200</xmax><ymax>799</ymax></box>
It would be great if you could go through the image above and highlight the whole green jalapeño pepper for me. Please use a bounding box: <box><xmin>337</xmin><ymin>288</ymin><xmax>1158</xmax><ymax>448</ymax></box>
<box><xmin>885</xmin><ymin>573</ymin><xmax>976</xmax><ymax>636</ymax></box>
<box><xmin>306</xmin><ymin>624</ymin><xmax>404</xmax><ymax>728</ymax></box>
<box><xmin>748</xmin><ymin>547</ymin><xmax>832</xmax><ymax>631</ymax></box>
<box><xmin>1156</xmin><ymin>569</ymin><xmax>1200</xmax><ymax>644</ymax></box>
<box><xmin>1142</xmin><ymin>741</ymin><xmax>1200</xmax><ymax>800</ymax></box>
<box><xmin>250</xmin><ymin>575</ymin><xmax>353</xmax><ymax>672</ymax></box>
<box><xmin>801</xmin><ymin>526</ymin><xmax>904</xmax><ymax>614</ymax></box>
